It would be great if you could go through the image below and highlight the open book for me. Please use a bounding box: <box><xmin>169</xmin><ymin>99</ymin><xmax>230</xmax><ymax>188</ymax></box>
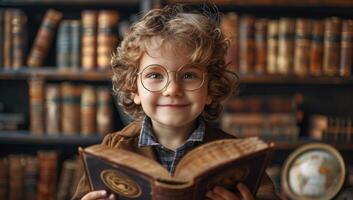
<box><xmin>79</xmin><ymin>137</ymin><xmax>274</xmax><ymax>200</ymax></box>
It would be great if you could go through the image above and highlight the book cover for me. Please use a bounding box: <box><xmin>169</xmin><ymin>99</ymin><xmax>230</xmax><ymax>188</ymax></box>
<box><xmin>80</xmin><ymin>137</ymin><xmax>274</xmax><ymax>200</ymax></box>
<box><xmin>266</xmin><ymin>20</ymin><xmax>279</xmax><ymax>74</ymax></box>
<box><xmin>81</xmin><ymin>10</ymin><xmax>97</xmax><ymax>70</ymax></box>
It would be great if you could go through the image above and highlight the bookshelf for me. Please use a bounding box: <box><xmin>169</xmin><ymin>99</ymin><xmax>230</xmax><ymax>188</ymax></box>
<box><xmin>1</xmin><ymin>0</ymin><xmax>353</xmax><ymax>199</ymax></box>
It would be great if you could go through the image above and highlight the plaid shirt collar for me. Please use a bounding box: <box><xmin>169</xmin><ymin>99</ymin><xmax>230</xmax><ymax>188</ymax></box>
<box><xmin>138</xmin><ymin>116</ymin><xmax>205</xmax><ymax>148</ymax></box>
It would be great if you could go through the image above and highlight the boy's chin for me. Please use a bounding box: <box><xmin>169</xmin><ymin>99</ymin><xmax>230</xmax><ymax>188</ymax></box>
<box><xmin>152</xmin><ymin>117</ymin><xmax>196</xmax><ymax>128</ymax></box>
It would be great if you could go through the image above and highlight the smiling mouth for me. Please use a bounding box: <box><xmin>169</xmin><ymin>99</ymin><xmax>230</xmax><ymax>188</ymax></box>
<box><xmin>157</xmin><ymin>104</ymin><xmax>190</xmax><ymax>107</ymax></box>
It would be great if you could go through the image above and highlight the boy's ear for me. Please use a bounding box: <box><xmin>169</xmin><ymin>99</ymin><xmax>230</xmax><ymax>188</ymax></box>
<box><xmin>133</xmin><ymin>93</ymin><xmax>141</xmax><ymax>105</ymax></box>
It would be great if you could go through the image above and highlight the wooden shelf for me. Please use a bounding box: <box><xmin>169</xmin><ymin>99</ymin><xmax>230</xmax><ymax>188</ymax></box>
<box><xmin>167</xmin><ymin>0</ymin><xmax>353</xmax><ymax>7</ymax></box>
<box><xmin>240</xmin><ymin>75</ymin><xmax>353</xmax><ymax>85</ymax></box>
<box><xmin>272</xmin><ymin>140</ymin><xmax>353</xmax><ymax>151</ymax></box>
<box><xmin>0</xmin><ymin>131</ymin><xmax>103</xmax><ymax>145</ymax></box>
<box><xmin>0</xmin><ymin>0</ymin><xmax>140</xmax><ymax>7</ymax></box>
<box><xmin>0</xmin><ymin>68</ymin><xmax>112</xmax><ymax>81</ymax></box>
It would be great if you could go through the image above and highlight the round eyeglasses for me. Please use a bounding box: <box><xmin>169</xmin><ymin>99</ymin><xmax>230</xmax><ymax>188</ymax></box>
<box><xmin>137</xmin><ymin>64</ymin><xmax>207</xmax><ymax>92</ymax></box>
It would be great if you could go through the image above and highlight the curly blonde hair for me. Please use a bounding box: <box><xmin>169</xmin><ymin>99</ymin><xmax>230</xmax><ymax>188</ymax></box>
<box><xmin>111</xmin><ymin>5</ymin><xmax>239</xmax><ymax>121</ymax></box>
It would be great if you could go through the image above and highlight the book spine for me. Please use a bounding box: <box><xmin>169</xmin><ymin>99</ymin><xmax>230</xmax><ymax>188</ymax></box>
<box><xmin>239</xmin><ymin>15</ymin><xmax>255</xmax><ymax>74</ymax></box>
<box><xmin>293</xmin><ymin>19</ymin><xmax>311</xmax><ymax>76</ymax></box>
<box><xmin>70</xmin><ymin>20</ymin><xmax>81</xmax><ymax>69</ymax></box>
<box><xmin>57</xmin><ymin>160</ymin><xmax>77</xmax><ymax>200</ymax></box>
<box><xmin>339</xmin><ymin>19</ymin><xmax>353</xmax><ymax>76</ymax></box>
<box><xmin>56</xmin><ymin>20</ymin><xmax>71</xmax><ymax>70</ymax></box>
<box><xmin>24</xmin><ymin>156</ymin><xmax>38</xmax><ymax>200</ymax></box>
<box><xmin>97</xmin><ymin>10</ymin><xmax>119</xmax><ymax>70</ymax></box>
<box><xmin>45</xmin><ymin>84</ymin><xmax>61</xmax><ymax>135</ymax></box>
<box><xmin>37</xmin><ymin>151</ymin><xmax>58</xmax><ymax>200</ymax></box>
<box><xmin>61</xmin><ymin>82</ymin><xmax>81</xmax><ymax>135</ymax></box>
<box><xmin>96</xmin><ymin>87</ymin><xmax>113</xmax><ymax>135</ymax></box>
<box><xmin>80</xmin><ymin>86</ymin><xmax>97</xmax><ymax>136</ymax></box>
<box><xmin>323</xmin><ymin>17</ymin><xmax>342</xmax><ymax>76</ymax></box>
<box><xmin>8</xmin><ymin>155</ymin><xmax>26</xmax><ymax>200</ymax></box>
<box><xmin>266</xmin><ymin>20</ymin><xmax>278</xmax><ymax>74</ymax></box>
<box><xmin>254</xmin><ymin>18</ymin><xmax>267</xmax><ymax>74</ymax></box>
<box><xmin>309</xmin><ymin>20</ymin><xmax>324</xmax><ymax>76</ymax></box>
<box><xmin>81</xmin><ymin>10</ymin><xmax>97</xmax><ymax>70</ymax></box>
<box><xmin>277</xmin><ymin>18</ymin><xmax>295</xmax><ymax>75</ymax></box>
<box><xmin>3</xmin><ymin>9</ymin><xmax>13</xmax><ymax>69</ymax></box>
<box><xmin>11</xmin><ymin>9</ymin><xmax>27</xmax><ymax>69</ymax></box>
<box><xmin>220</xmin><ymin>12</ymin><xmax>238</xmax><ymax>72</ymax></box>
<box><xmin>29</xmin><ymin>78</ymin><xmax>45</xmax><ymax>135</ymax></box>
<box><xmin>0</xmin><ymin>9</ymin><xmax>4</xmax><ymax>68</ymax></box>
<box><xmin>27</xmin><ymin>9</ymin><xmax>62</xmax><ymax>67</ymax></box>
<box><xmin>0</xmin><ymin>157</ymin><xmax>8</xmax><ymax>200</ymax></box>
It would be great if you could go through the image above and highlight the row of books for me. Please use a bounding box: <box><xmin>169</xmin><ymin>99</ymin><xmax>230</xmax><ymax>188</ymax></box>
<box><xmin>220</xmin><ymin>95</ymin><xmax>303</xmax><ymax>140</ymax></box>
<box><xmin>29</xmin><ymin>79</ymin><xmax>114</xmax><ymax>136</ymax></box>
<box><xmin>0</xmin><ymin>152</ymin><xmax>81</xmax><ymax>200</ymax></box>
<box><xmin>221</xmin><ymin>13</ymin><xmax>353</xmax><ymax>76</ymax></box>
<box><xmin>0</xmin><ymin>9</ymin><xmax>120</xmax><ymax>70</ymax></box>
<box><xmin>309</xmin><ymin>114</ymin><xmax>353</xmax><ymax>143</ymax></box>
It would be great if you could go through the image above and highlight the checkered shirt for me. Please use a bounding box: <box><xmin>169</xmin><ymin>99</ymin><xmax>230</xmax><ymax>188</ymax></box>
<box><xmin>138</xmin><ymin>116</ymin><xmax>205</xmax><ymax>174</ymax></box>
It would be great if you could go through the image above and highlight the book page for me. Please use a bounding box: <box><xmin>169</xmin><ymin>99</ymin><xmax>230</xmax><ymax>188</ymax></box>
<box><xmin>174</xmin><ymin>137</ymin><xmax>269</xmax><ymax>180</ymax></box>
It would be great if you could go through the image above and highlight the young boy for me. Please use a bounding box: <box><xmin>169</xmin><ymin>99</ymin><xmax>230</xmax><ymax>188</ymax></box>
<box><xmin>73</xmin><ymin>5</ymin><xmax>280</xmax><ymax>200</ymax></box>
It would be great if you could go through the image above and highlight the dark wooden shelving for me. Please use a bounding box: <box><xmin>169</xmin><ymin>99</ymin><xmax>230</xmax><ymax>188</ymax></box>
<box><xmin>167</xmin><ymin>0</ymin><xmax>353</xmax><ymax>7</ymax></box>
<box><xmin>0</xmin><ymin>131</ymin><xmax>103</xmax><ymax>145</ymax></box>
<box><xmin>272</xmin><ymin>140</ymin><xmax>353</xmax><ymax>151</ymax></box>
<box><xmin>0</xmin><ymin>68</ymin><xmax>112</xmax><ymax>81</ymax></box>
<box><xmin>0</xmin><ymin>0</ymin><xmax>140</xmax><ymax>7</ymax></box>
<box><xmin>239</xmin><ymin>75</ymin><xmax>353</xmax><ymax>85</ymax></box>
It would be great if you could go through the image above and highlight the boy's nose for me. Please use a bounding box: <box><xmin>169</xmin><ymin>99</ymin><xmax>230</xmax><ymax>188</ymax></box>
<box><xmin>162</xmin><ymin>79</ymin><xmax>183</xmax><ymax>97</ymax></box>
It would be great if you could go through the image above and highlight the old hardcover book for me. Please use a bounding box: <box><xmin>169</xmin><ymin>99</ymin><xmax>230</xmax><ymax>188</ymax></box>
<box><xmin>97</xmin><ymin>10</ymin><xmax>119</xmax><ymax>70</ymax></box>
<box><xmin>3</xmin><ymin>9</ymin><xmax>13</xmax><ymax>69</ymax></box>
<box><xmin>80</xmin><ymin>85</ymin><xmax>97</xmax><ymax>136</ymax></box>
<box><xmin>239</xmin><ymin>15</ymin><xmax>255</xmax><ymax>74</ymax></box>
<box><xmin>254</xmin><ymin>18</ymin><xmax>267</xmax><ymax>74</ymax></box>
<box><xmin>11</xmin><ymin>9</ymin><xmax>27</xmax><ymax>69</ymax></box>
<box><xmin>27</xmin><ymin>9</ymin><xmax>62</xmax><ymax>67</ymax></box>
<box><xmin>45</xmin><ymin>84</ymin><xmax>61</xmax><ymax>135</ymax></box>
<box><xmin>339</xmin><ymin>19</ymin><xmax>353</xmax><ymax>76</ymax></box>
<box><xmin>81</xmin><ymin>10</ymin><xmax>97</xmax><ymax>70</ymax></box>
<box><xmin>29</xmin><ymin>78</ymin><xmax>45</xmax><ymax>135</ymax></box>
<box><xmin>293</xmin><ymin>18</ymin><xmax>311</xmax><ymax>76</ymax></box>
<box><xmin>96</xmin><ymin>87</ymin><xmax>113</xmax><ymax>135</ymax></box>
<box><xmin>277</xmin><ymin>18</ymin><xmax>295</xmax><ymax>75</ymax></box>
<box><xmin>80</xmin><ymin>137</ymin><xmax>274</xmax><ymax>200</ymax></box>
<box><xmin>61</xmin><ymin>82</ymin><xmax>81</xmax><ymax>135</ymax></box>
<box><xmin>323</xmin><ymin>17</ymin><xmax>342</xmax><ymax>76</ymax></box>
<box><xmin>220</xmin><ymin>12</ymin><xmax>238</xmax><ymax>72</ymax></box>
<box><xmin>266</xmin><ymin>20</ymin><xmax>279</xmax><ymax>74</ymax></box>
<box><xmin>309</xmin><ymin>20</ymin><xmax>324</xmax><ymax>76</ymax></box>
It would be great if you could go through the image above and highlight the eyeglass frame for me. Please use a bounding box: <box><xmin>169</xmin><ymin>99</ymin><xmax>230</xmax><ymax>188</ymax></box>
<box><xmin>136</xmin><ymin>64</ymin><xmax>208</xmax><ymax>93</ymax></box>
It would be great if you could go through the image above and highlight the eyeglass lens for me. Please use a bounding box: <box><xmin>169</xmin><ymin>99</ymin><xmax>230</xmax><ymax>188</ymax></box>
<box><xmin>140</xmin><ymin>64</ymin><xmax>205</xmax><ymax>92</ymax></box>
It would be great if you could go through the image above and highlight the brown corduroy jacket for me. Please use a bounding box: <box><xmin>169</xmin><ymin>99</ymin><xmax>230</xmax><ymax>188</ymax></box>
<box><xmin>72</xmin><ymin>121</ymin><xmax>281</xmax><ymax>200</ymax></box>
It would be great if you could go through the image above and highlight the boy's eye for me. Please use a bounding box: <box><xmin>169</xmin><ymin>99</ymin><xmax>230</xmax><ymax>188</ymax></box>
<box><xmin>145</xmin><ymin>72</ymin><xmax>164</xmax><ymax>79</ymax></box>
<box><xmin>182</xmin><ymin>72</ymin><xmax>197</xmax><ymax>79</ymax></box>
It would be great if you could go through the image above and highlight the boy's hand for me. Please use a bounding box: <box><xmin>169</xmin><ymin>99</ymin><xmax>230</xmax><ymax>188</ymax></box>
<box><xmin>81</xmin><ymin>190</ymin><xmax>116</xmax><ymax>200</ymax></box>
<box><xmin>206</xmin><ymin>183</ymin><xmax>254</xmax><ymax>200</ymax></box>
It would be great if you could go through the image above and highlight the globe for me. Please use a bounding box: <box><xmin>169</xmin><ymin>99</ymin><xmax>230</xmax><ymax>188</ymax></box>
<box><xmin>282</xmin><ymin>143</ymin><xmax>346</xmax><ymax>200</ymax></box>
